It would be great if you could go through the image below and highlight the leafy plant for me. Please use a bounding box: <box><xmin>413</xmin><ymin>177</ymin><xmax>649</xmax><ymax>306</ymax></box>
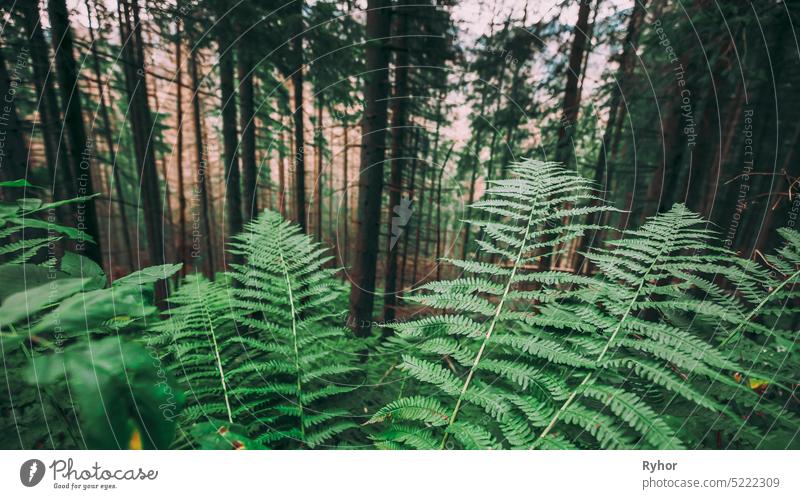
<box><xmin>159</xmin><ymin>211</ymin><xmax>363</xmax><ymax>449</ymax></box>
<box><xmin>366</xmin><ymin>160</ymin><xmax>799</xmax><ymax>450</ymax></box>
<box><xmin>0</xmin><ymin>184</ymin><xmax>183</xmax><ymax>449</ymax></box>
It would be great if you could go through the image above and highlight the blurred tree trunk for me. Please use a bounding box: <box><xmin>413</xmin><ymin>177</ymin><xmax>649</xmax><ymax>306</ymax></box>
<box><xmin>349</xmin><ymin>0</ymin><xmax>392</xmax><ymax>337</ymax></box>
<box><xmin>47</xmin><ymin>0</ymin><xmax>104</xmax><ymax>267</ymax></box>
<box><xmin>578</xmin><ymin>0</ymin><xmax>646</xmax><ymax>272</ymax></box>
<box><xmin>19</xmin><ymin>2</ymin><xmax>72</xmax><ymax>206</ymax></box>
<box><xmin>291</xmin><ymin>0</ymin><xmax>307</xmax><ymax>231</ymax></box>
<box><xmin>84</xmin><ymin>0</ymin><xmax>135</xmax><ymax>272</ymax></box>
<box><xmin>118</xmin><ymin>0</ymin><xmax>166</xmax><ymax>300</ymax></box>
<box><xmin>174</xmin><ymin>7</ymin><xmax>187</xmax><ymax>277</ymax></box>
<box><xmin>0</xmin><ymin>40</ymin><xmax>29</xmax><ymax>191</ymax></box>
<box><xmin>383</xmin><ymin>0</ymin><xmax>411</xmax><ymax>331</ymax></box>
<box><xmin>238</xmin><ymin>44</ymin><xmax>258</xmax><ymax>222</ymax></box>
<box><xmin>315</xmin><ymin>98</ymin><xmax>324</xmax><ymax>241</ymax></box>
<box><xmin>216</xmin><ymin>10</ymin><xmax>244</xmax><ymax>246</ymax></box>
<box><xmin>188</xmin><ymin>45</ymin><xmax>215</xmax><ymax>278</ymax></box>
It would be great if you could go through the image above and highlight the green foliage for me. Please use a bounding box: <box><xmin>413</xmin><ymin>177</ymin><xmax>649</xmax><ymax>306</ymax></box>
<box><xmin>367</xmin><ymin>159</ymin><xmax>800</xmax><ymax>450</ymax></box>
<box><xmin>159</xmin><ymin>211</ymin><xmax>362</xmax><ymax>449</ymax></box>
<box><xmin>0</xmin><ymin>187</ymin><xmax>183</xmax><ymax>449</ymax></box>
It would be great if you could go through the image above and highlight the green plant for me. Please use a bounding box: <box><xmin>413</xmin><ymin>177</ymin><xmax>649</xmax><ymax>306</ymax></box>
<box><xmin>159</xmin><ymin>211</ymin><xmax>363</xmax><ymax>449</ymax></box>
<box><xmin>366</xmin><ymin>160</ymin><xmax>799</xmax><ymax>450</ymax></box>
<box><xmin>0</xmin><ymin>183</ymin><xmax>183</xmax><ymax>449</ymax></box>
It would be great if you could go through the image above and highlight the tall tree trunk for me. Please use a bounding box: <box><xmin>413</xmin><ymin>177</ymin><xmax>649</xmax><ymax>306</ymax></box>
<box><xmin>188</xmin><ymin>49</ymin><xmax>215</xmax><ymax>278</ymax></box>
<box><xmin>382</xmin><ymin>0</ymin><xmax>411</xmax><ymax>330</ymax></box>
<box><xmin>315</xmin><ymin>98</ymin><xmax>324</xmax><ymax>241</ymax></box>
<box><xmin>342</xmin><ymin>122</ymin><xmax>350</xmax><ymax>266</ymax></box>
<box><xmin>0</xmin><ymin>40</ymin><xmax>29</xmax><ymax>189</ymax></box>
<box><xmin>435</xmin><ymin>145</ymin><xmax>454</xmax><ymax>280</ymax></box>
<box><xmin>577</xmin><ymin>0</ymin><xmax>646</xmax><ymax>273</ymax></box>
<box><xmin>399</xmin><ymin>126</ymin><xmax>420</xmax><ymax>292</ymax></box>
<box><xmin>118</xmin><ymin>0</ymin><xmax>167</xmax><ymax>300</ymax></box>
<box><xmin>84</xmin><ymin>0</ymin><xmax>135</xmax><ymax>272</ymax></box>
<box><xmin>174</xmin><ymin>6</ymin><xmax>188</xmax><ymax>277</ymax></box>
<box><xmin>291</xmin><ymin>0</ymin><xmax>307</xmax><ymax>231</ymax></box>
<box><xmin>238</xmin><ymin>43</ymin><xmax>258</xmax><ymax>222</ymax></box>
<box><xmin>554</xmin><ymin>0</ymin><xmax>593</xmax><ymax>166</ymax></box>
<box><xmin>19</xmin><ymin>2</ymin><xmax>71</xmax><ymax>206</ymax></box>
<box><xmin>47</xmin><ymin>0</ymin><xmax>104</xmax><ymax>267</ymax></box>
<box><xmin>217</xmin><ymin>14</ymin><xmax>244</xmax><ymax>247</ymax></box>
<box><xmin>278</xmin><ymin>128</ymin><xmax>288</xmax><ymax>217</ymax></box>
<box><xmin>348</xmin><ymin>0</ymin><xmax>392</xmax><ymax>337</ymax></box>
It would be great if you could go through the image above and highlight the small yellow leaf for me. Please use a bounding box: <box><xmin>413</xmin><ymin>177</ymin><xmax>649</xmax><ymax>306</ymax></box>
<box><xmin>128</xmin><ymin>428</ymin><xmax>143</xmax><ymax>450</ymax></box>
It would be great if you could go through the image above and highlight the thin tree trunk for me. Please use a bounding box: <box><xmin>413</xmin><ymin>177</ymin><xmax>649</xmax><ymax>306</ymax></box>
<box><xmin>279</xmin><ymin>128</ymin><xmax>287</xmax><ymax>217</ymax></box>
<box><xmin>47</xmin><ymin>0</ymin><xmax>104</xmax><ymax>267</ymax></box>
<box><xmin>19</xmin><ymin>2</ymin><xmax>72</xmax><ymax>207</ymax></box>
<box><xmin>85</xmin><ymin>0</ymin><xmax>135</xmax><ymax>272</ymax></box>
<box><xmin>217</xmin><ymin>14</ymin><xmax>244</xmax><ymax>247</ymax></box>
<box><xmin>0</xmin><ymin>41</ymin><xmax>29</xmax><ymax>193</ymax></box>
<box><xmin>291</xmin><ymin>0</ymin><xmax>307</xmax><ymax>231</ymax></box>
<box><xmin>577</xmin><ymin>0</ymin><xmax>646</xmax><ymax>273</ymax></box>
<box><xmin>238</xmin><ymin>44</ymin><xmax>258</xmax><ymax>222</ymax></box>
<box><xmin>118</xmin><ymin>0</ymin><xmax>166</xmax><ymax>300</ymax></box>
<box><xmin>315</xmin><ymin>98</ymin><xmax>324</xmax><ymax>241</ymax></box>
<box><xmin>399</xmin><ymin>126</ymin><xmax>420</xmax><ymax>293</ymax></box>
<box><xmin>554</xmin><ymin>0</ymin><xmax>593</xmax><ymax>166</ymax></box>
<box><xmin>348</xmin><ymin>0</ymin><xmax>392</xmax><ymax>337</ymax></box>
<box><xmin>382</xmin><ymin>0</ymin><xmax>411</xmax><ymax>330</ymax></box>
<box><xmin>174</xmin><ymin>7</ymin><xmax>188</xmax><ymax>277</ymax></box>
<box><xmin>342</xmin><ymin>122</ymin><xmax>349</xmax><ymax>266</ymax></box>
<box><xmin>189</xmin><ymin>46</ymin><xmax>215</xmax><ymax>278</ymax></box>
<box><xmin>435</xmin><ymin>145</ymin><xmax>454</xmax><ymax>280</ymax></box>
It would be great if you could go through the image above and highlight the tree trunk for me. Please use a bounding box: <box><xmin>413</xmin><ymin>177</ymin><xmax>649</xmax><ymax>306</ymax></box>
<box><xmin>117</xmin><ymin>0</ymin><xmax>168</xmax><ymax>300</ymax></box>
<box><xmin>554</xmin><ymin>0</ymin><xmax>593</xmax><ymax>166</ymax></box>
<box><xmin>399</xmin><ymin>126</ymin><xmax>420</xmax><ymax>292</ymax></box>
<box><xmin>188</xmin><ymin>48</ymin><xmax>215</xmax><ymax>278</ymax></box>
<box><xmin>342</xmin><ymin>122</ymin><xmax>350</xmax><ymax>266</ymax></box>
<box><xmin>382</xmin><ymin>0</ymin><xmax>411</xmax><ymax>331</ymax></box>
<box><xmin>47</xmin><ymin>0</ymin><xmax>104</xmax><ymax>267</ymax></box>
<box><xmin>348</xmin><ymin>0</ymin><xmax>392</xmax><ymax>337</ymax></box>
<box><xmin>174</xmin><ymin>6</ymin><xmax>187</xmax><ymax>277</ymax></box>
<box><xmin>292</xmin><ymin>0</ymin><xmax>307</xmax><ymax>231</ymax></box>
<box><xmin>0</xmin><ymin>40</ymin><xmax>29</xmax><ymax>190</ymax></box>
<box><xmin>238</xmin><ymin>44</ymin><xmax>258</xmax><ymax>222</ymax></box>
<box><xmin>577</xmin><ymin>0</ymin><xmax>646</xmax><ymax>272</ymax></box>
<box><xmin>315</xmin><ymin>98</ymin><xmax>324</xmax><ymax>241</ymax></box>
<box><xmin>84</xmin><ymin>0</ymin><xmax>135</xmax><ymax>272</ymax></box>
<box><xmin>19</xmin><ymin>2</ymin><xmax>72</xmax><ymax>206</ymax></box>
<box><xmin>217</xmin><ymin>16</ymin><xmax>244</xmax><ymax>246</ymax></box>
<box><xmin>278</xmin><ymin>127</ymin><xmax>288</xmax><ymax>217</ymax></box>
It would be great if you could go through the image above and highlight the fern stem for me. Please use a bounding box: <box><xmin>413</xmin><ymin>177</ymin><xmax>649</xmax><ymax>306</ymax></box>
<box><xmin>277</xmin><ymin>234</ymin><xmax>306</xmax><ymax>441</ymax></box>
<box><xmin>532</xmin><ymin>241</ymin><xmax>667</xmax><ymax>448</ymax></box>
<box><xmin>439</xmin><ymin>201</ymin><xmax>538</xmax><ymax>449</ymax></box>
<box><xmin>720</xmin><ymin>268</ymin><xmax>800</xmax><ymax>347</ymax></box>
<box><xmin>202</xmin><ymin>290</ymin><xmax>233</xmax><ymax>424</ymax></box>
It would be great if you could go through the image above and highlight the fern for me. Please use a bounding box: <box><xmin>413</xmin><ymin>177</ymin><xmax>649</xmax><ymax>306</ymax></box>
<box><xmin>160</xmin><ymin>211</ymin><xmax>363</xmax><ymax>449</ymax></box>
<box><xmin>368</xmin><ymin>160</ymin><xmax>796</xmax><ymax>449</ymax></box>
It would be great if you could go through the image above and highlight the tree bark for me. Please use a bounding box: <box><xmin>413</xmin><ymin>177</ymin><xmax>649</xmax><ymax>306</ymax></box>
<box><xmin>0</xmin><ymin>39</ymin><xmax>30</xmax><ymax>190</ymax></box>
<box><xmin>348</xmin><ymin>0</ymin><xmax>392</xmax><ymax>337</ymax></box>
<box><xmin>188</xmin><ymin>49</ymin><xmax>216</xmax><ymax>278</ymax></box>
<box><xmin>47</xmin><ymin>0</ymin><xmax>104</xmax><ymax>267</ymax></box>
<box><xmin>382</xmin><ymin>0</ymin><xmax>411</xmax><ymax>331</ymax></box>
<box><xmin>174</xmin><ymin>6</ymin><xmax>187</xmax><ymax>277</ymax></box>
<box><xmin>217</xmin><ymin>13</ymin><xmax>244</xmax><ymax>246</ymax></box>
<box><xmin>238</xmin><ymin>43</ymin><xmax>258</xmax><ymax>222</ymax></box>
<box><xmin>117</xmin><ymin>0</ymin><xmax>167</xmax><ymax>300</ymax></box>
<box><xmin>291</xmin><ymin>0</ymin><xmax>307</xmax><ymax>231</ymax></box>
<box><xmin>84</xmin><ymin>0</ymin><xmax>135</xmax><ymax>272</ymax></box>
<box><xmin>19</xmin><ymin>1</ymin><xmax>71</xmax><ymax>206</ymax></box>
